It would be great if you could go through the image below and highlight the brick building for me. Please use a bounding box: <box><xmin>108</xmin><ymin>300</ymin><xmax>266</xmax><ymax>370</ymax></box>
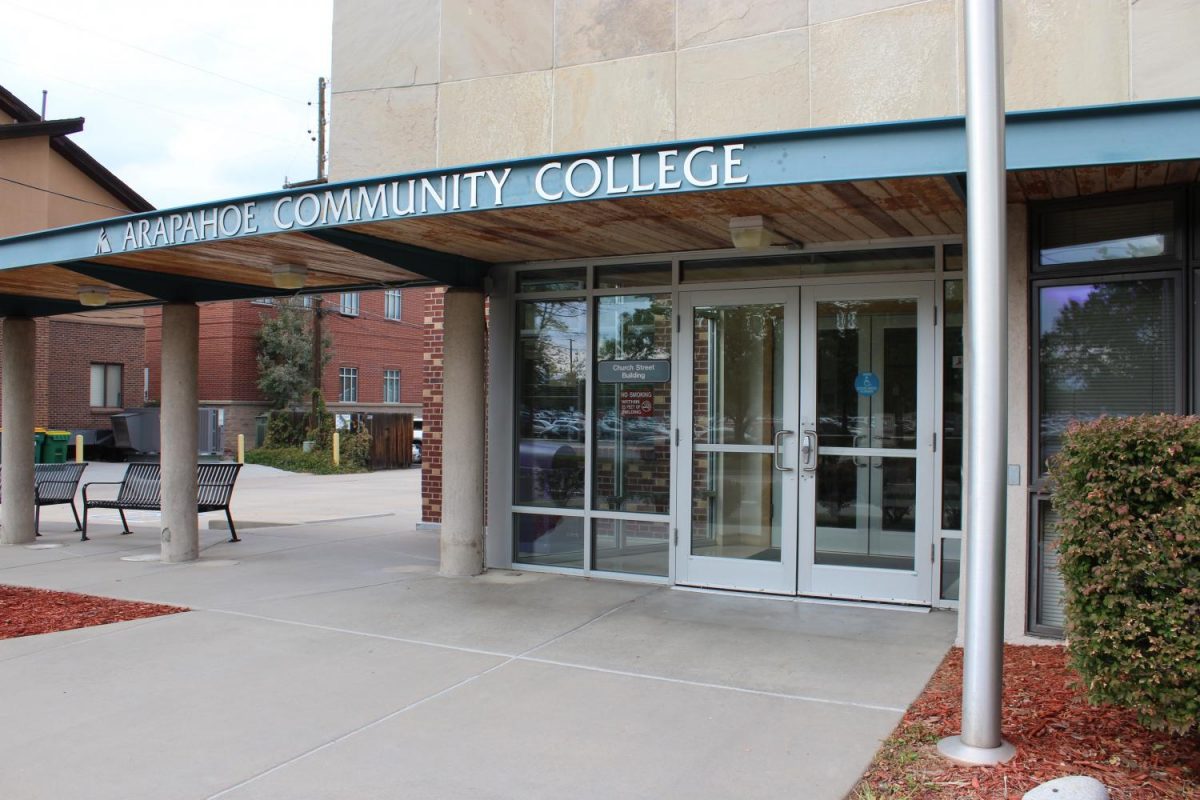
<box><xmin>0</xmin><ymin>85</ymin><xmax>150</xmax><ymax>437</ymax></box>
<box><xmin>143</xmin><ymin>288</ymin><xmax>424</xmax><ymax>449</ymax></box>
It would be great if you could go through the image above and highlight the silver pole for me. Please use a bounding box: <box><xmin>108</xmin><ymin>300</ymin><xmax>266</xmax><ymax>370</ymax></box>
<box><xmin>938</xmin><ymin>0</ymin><xmax>1016</xmax><ymax>766</ymax></box>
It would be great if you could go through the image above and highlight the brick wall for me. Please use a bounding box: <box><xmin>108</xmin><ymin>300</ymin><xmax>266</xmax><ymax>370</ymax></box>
<box><xmin>0</xmin><ymin>317</ymin><xmax>144</xmax><ymax>432</ymax></box>
<box><xmin>421</xmin><ymin>288</ymin><xmax>444</xmax><ymax>524</ymax></box>
<box><xmin>46</xmin><ymin>319</ymin><xmax>145</xmax><ymax>431</ymax></box>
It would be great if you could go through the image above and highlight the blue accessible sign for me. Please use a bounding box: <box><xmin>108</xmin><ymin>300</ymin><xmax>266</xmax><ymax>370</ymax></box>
<box><xmin>854</xmin><ymin>372</ymin><xmax>880</xmax><ymax>396</ymax></box>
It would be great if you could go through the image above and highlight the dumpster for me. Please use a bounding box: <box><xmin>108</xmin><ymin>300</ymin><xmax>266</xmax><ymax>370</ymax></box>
<box><xmin>42</xmin><ymin>430</ymin><xmax>72</xmax><ymax>463</ymax></box>
<box><xmin>33</xmin><ymin>428</ymin><xmax>46</xmax><ymax>462</ymax></box>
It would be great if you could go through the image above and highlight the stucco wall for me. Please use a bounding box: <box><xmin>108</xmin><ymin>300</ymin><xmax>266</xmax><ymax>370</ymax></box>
<box><xmin>329</xmin><ymin>0</ymin><xmax>1200</xmax><ymax>180</ymax></box>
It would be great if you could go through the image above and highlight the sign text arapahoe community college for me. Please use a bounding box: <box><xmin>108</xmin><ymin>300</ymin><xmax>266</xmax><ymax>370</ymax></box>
<box><xmin>102</xmin><ymin>144</ymin><xmax>750</xmax><ymax>255</ymax></box>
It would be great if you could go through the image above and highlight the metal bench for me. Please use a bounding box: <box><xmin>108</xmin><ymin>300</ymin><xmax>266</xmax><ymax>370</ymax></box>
<box><xmin>0</xmin><ymin>462</ymin><xmax>89</xmax><ymax>535</ymax></box>
<box><xmin>82</xmin><ymin>462</ymin><xmax>242</xmax><ymax>543</ymax></box>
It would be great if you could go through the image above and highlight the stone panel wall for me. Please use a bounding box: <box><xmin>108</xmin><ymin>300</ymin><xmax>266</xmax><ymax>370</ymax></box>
<box><xmin>329</xmin><ymin>0</ymin><xmax>1200</xmax><ymax>181</ymax></box>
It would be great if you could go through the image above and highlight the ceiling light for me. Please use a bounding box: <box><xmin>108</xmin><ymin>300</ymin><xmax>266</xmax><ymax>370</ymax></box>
<box><xmin>729</xmin><ymin>216</ymin><xmax>774</xmax><ymax>249</ymax></box>
<box><xmin>271</xmin><ymin>264</ymin><xmax>307</xmax><ymax>290</ymax></box>
<box><xmin>77</xmin><ymin>285</ymin><xmax>110</xmax><ymax>307</ymax></box>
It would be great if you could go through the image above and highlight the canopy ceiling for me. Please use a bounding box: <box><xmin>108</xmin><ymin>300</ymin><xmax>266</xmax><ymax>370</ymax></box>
<box><xmin>0</xmin><ymin>98</ymin><xmax>1197</xmax><ymax>317</ymax></box>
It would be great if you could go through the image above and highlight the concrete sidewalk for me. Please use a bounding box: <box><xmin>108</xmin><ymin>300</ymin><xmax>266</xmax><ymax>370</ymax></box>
<box><xmin>0</xmin><ymin>476</ymin><xmax>955</xmax><ymax>800</ymax></box>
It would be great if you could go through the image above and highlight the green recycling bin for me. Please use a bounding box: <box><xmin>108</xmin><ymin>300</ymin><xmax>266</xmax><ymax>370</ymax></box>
<box><xmin>42</xmin><ymin>430</ymin><xmax>72</xmax><ymax>464</ymax></box>
<box><xmin>33</xmin><ymin>429</ymin><xmax>46</xmax><ymax>463</ymax></box>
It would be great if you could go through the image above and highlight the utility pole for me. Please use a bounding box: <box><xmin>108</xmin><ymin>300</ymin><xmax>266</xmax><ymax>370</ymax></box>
<box><xmin>316</xmin><ymin>77</ymin><xmax>327</xmax><ymax>182</ymax></box>
<box><xmin>311</xmin><ymin>296</ymin><xmax>324</xmax><ymax>419</ymax></box>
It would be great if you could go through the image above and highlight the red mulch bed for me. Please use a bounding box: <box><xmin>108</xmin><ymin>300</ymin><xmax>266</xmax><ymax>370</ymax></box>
<box><xmin>853</xmin><ymin>645</ymin><xmax>1200</xmax><ymax>799</ymax></box>
<box><xmin>0</xmin><ymin>585</ymin><xmax>186</xmax><ymax>639</ymax></box>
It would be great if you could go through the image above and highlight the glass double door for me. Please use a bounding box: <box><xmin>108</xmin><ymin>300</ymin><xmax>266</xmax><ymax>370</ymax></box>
<box><xmin>677</xmin><ymin>282</ymin><xmax>935</xmax><ymax>603</ymax></box>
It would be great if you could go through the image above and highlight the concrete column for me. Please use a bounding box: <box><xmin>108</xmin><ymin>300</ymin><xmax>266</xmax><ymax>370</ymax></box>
<box><xmin>160</xmin><ymin>302</ymin><xmax>199</xmax><ymax>563</ymax></box>
<box><xmin>1</xmin><ymin>317</ymin><xmax>37</xmax><ymax>545</ymax></box>
<box><xmin>440</xmin><ymin>288</ymin><xmax>485</xmax><ymax>576</ymax></box>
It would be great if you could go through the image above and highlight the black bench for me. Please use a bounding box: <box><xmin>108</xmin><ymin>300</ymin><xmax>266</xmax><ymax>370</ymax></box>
<box><xmin>82</xmin><ymin>462</ymin><xmax>242</xmax><ymax>543</ymax></box>
<box><xmin>0</xmin><ymin>462</ymin><xmax>89</xmax><ymax>535</ymax></box>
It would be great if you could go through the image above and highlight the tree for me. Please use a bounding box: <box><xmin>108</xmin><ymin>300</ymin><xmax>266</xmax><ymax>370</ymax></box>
<box><xmin>256</xmin><ymin>300</ymin><xmax>330</xmax><ymax>408</ymax></box>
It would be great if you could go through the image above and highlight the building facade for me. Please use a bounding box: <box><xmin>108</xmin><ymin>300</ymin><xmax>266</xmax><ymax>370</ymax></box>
<box><xmin>142</xmin><ymin>288</ymin><xmax>424</xmax><ymax>449</ymax></box>
<box><xmin>325</xmin><ymin>0</ymin><xmax>1200</xmax><ymax>641</ymax></box>
<box><xmin>0</xmin><ymin>85</ymin><xmax>150</xmax><ymax>438</ymax></box>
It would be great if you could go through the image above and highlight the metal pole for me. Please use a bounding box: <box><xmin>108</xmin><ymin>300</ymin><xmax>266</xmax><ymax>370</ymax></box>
<box><xmin>937</xmin><ymin>0</ymin><xmax>1016</xmax><ymax>766</ymax></box>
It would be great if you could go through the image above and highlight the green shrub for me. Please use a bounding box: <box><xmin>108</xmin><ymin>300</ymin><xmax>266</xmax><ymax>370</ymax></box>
<box><xmin>264</xmin><ymin>410</ymin><xmax>304</xmax><ymax>448</ymax></box>
<box><xmin>306</xmin><ymin>389</ymin><xmax>334</xmax><ymax>450</ymax></box>
<box><xmin>340</xmin><ymin>429</ymin><xmax>372</xmax><ymax>469</ymax></box>
<box><xmin>1048</xmin><ymin>414</ymin><xmax>1200</xmax><ymax>735</ymax></box>
<box><xmin>245</xmin><ymin>446</ymin><xmax>365</xmax><ymax>475</ymax></box>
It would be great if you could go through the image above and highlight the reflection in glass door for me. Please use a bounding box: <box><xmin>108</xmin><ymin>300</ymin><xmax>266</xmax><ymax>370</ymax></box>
<box><xmin>799</xmin><ymin>283</ymin><xmax>934</xmax><ymax>603</ymax></box>
<box><xmin>677</xmin><ymin>288</ymin><xmax>800</xmax><ymax>593</ymax></box>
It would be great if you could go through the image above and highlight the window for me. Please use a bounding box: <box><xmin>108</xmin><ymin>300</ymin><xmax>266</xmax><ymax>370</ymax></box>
<box><xmin>339</xmin><ymin>292</ymin><xmax>360</xmax><ymax>316</ymax></box>
<box><xmin>252</xmin><ymin>297</ymin><xmax>274</xmax><ymax>306</ymax></box>
<box><xmin>383</xmin><ymin>369</ymin><xmax>401</xmax><ymax>403</ymax></box>
<box><xmin>1028</xmin><ymin>190</ymin><xmax>1189</xmax><ymax>636</ymax></box>
<box><xmin>384</xmin><ymin>289</ymin><xmax>403</xmax><ymax>320</ymax></box>
<box><xmin>89</xmin><ymin>363</ymin><xmax>123</xmax><ymax>407</ymax></box>
<box><xmin>339</xmin><ymin>367</ymin><xmax>358</xmax><ymax>402</ymax></box>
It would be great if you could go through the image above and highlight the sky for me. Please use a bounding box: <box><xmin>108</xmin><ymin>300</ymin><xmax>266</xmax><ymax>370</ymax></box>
<box><xmin>0</xmin><ymin>0</ymin><xmax>333</xmax><ymax>210</ymax></box>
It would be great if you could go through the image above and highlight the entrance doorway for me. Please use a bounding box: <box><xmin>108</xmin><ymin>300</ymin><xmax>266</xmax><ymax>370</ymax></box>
<box><xmin>676</xmin><ymin>281</ymin><xmax>935</xmax><ymax>604</ymax></box>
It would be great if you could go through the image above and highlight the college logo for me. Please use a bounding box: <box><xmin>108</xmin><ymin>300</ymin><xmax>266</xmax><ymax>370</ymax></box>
<box><xmin>95</xmin><ymin>228</ymin><xmax>112</xmax><ymax>255</ymax></box>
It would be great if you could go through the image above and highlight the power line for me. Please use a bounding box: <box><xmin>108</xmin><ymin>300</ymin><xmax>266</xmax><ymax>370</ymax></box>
<box><xmin>2</xmin><ymin>1</ymin><xmax>311</xmax><ymax>105</ymax></box>
<box><xmin>0</xmin><ymin>174</ymin><xmax>131</xmax><ymax>212</ymax></box>
<box><xmin>0</xmin><ymin>55</ymin><xmax>305</xmax><ymax>148</ymax></box>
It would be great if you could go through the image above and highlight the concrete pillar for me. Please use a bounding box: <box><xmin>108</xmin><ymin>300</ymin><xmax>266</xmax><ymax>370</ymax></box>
<box><xmin>1</xmin><ymin>317</ymin><xmax>37</xmax><ymax>545</ymax></box>
<box><xmin>440</xmin><ymin>288</ymin><xmax>485</xmax><ymax>576</ymax></box>
<box><xmin>160</xmin><ymin>302</ymin><xmax>199</xmax><ymax>563</ymax></box>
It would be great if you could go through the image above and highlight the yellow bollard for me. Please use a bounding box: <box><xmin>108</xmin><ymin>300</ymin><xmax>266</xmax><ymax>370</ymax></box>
<box><xmin>237</xmin><ymin>433</ymin><xmax>245</xmax><ymax>465</ymax></box>
<box><xmin>332</xmin><ymin>431</ymin><xmax>340</xmax><ymax>466</ymax></box>
<box><xmin>75</xmin><ymin>434</ymin><xmax>84</xmax><ymax>463</ymax></box>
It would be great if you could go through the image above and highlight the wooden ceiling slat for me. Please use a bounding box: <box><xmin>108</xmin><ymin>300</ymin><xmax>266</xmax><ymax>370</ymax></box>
<box><xmin>824</xmin><ymin>183</ymin><xmax>913</xmax><ymax>238</ymax></box>
<box><xmin>879</xmin><ymin>180</ymin><xmax>952</xmax><ymax>234</ymax></box>
<box><xmin>763</xmin><ymin>186</ymin><xmax>856</xmax><ymax>242</ymax></box>
<box><xmin>852</xmin><ymin>180</ymin><xmax>933</xmax><ymax>236</ymax></box>
<box><xmin>906</xmin><ymin>177</ymin><xmax>965</xmax><ymax>234</ymax></box>
<box><xmin>0</xmin><ymin>265</ymin><xmax>152</xmax><ymax>303</ymax></box>
<box><xmin>798</xmin><ymin>184</ymin><xmax>886</xmax><ymax>239</ymax></box>
<box><xmin>1104</xmin><ymin>164</ymin><xmax>1137</xmax><ymax>192</ymax></box>
<box><xmin>1074</xmin><ymin>166</ymin><xmax>1106</xmax><ymax>195</ymax></box>
<box><xmin>1164</xmin><ymin>160</ymin><xmax>1200</xmax><ymax>184</ymax></box>
<box><xmin>1045</xmin><ymin>168</ymin><xmax>1079</xmax><ymax>198</ymax></box>
<box><xmin>1136</xmin><ymin>162</ymin><xmax>1169</xmax><ymax>188</ymax></box>
<box><xmin>1015</xmin><ymin>170</ymin><xmax>1054</xmax><ymax>202</ymax></box>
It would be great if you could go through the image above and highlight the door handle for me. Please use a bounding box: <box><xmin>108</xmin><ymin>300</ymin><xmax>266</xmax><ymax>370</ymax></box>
<box><xmin>801</xmin><ymin>430</ymin><xmax>818</xmax><ymax>472</ymax></box>
<box><xmin>773</xmin><ymin>430</ymin><xmax>794</xmax><ymax>472</ymax></box>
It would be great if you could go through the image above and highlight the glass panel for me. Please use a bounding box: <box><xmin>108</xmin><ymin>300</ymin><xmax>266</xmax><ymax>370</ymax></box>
<box><xmin>940</xmin><ymin>537</ymin><xmax>961</xmax><ymax>601</ymax></box>
<box><xmin>1038</xmin><ymin>279</ymin><xmax>1177</xmax><ymax>473</ymax></box>
<box><xmin>1035</xmin><ymin>500</ymin><xmax>1065</xmax><ymax>631</ymax></box>
<box><xmin>592</xmin><ymin>518</ymin><xmax>669</xmax><ymax>576</ymax></box>
<box><xmin>105</xmin><ymin>365</ymin><xmax>122</xmax><ymax>407</ymax></box>
<box><xmin>594</xmin><ymin>295</ymin><xmax>671</xmax><ymax>513</ymax></box>
<box><xmin>681</xmin><ymin>247</ymin><xmax>934</xmax><ymax>283</ymax></box>
<box><xmin>815</xmin><ymin>455</ymin><xmax>916</xmax><ymax>570</ymax></box>
<box><xmin>89</xmin><ymin>364</ymin><xmax>105</xmax><ymax>407</ymax></box>
<box><xmin>692</xmin><ymin>303</ymin><xmax>784</xmax><ymax>445</ymax></box>
<box><xmin>942</xmin><ymin>280</ymin><xmax>964</xmax><ymax>528</ymax></box>
<box><xmin>815</xmin><ymin>298</ymin><xmax>918</xmax><ymax>449</ymax></box>
<box><xmin>516</xmin><ymin>300</ymin><xmax>587</xmax><ymax>508</ymax></box>
<box><xmin>513</xmin><ymin>513</ymin><xmax>584</xmax><ymax>569</ymax></box>
<box><xmin>691</xmin><ymin>452</ymin><xmax>781</xmax><ymax>562</ymax></box>
<box><xmin>517</xmin><ymin>268</ymin><xmax>587</xmax><ymax>293</ymax></box>
<box><xmin>595</xmin><ymin>262</ymin><xmax>672</xmax><ymax>289</ymax></box>
<box><xmin>1039</xmin><ymin>199</ymin><xmax>1176</xmax><ymax>267</ymax></box>
<box><xmin>944</xmin><ymin>243</ymin><xmax>964</xmax><ymax>271</ymax></box>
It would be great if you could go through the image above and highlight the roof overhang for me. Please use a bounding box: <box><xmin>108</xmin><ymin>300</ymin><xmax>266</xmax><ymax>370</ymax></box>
<box><xmin>0</xmin><ymin>97</ymin><xmax>1198</xmax><ymax>316</ymax></box>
